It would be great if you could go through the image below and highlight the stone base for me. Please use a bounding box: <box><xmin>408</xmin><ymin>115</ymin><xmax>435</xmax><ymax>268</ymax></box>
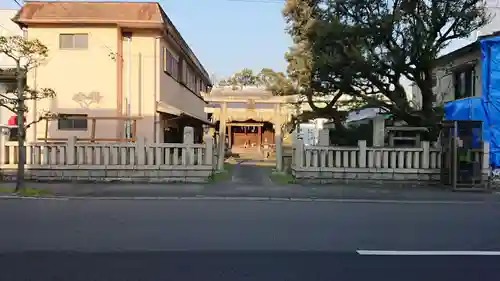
<box><xmin>292</xmin><ymin>168</ymin><xmax>489</xmax><ymax>187</ymax></box>
<box><xmin>0</xmin><ymin>168</ymin><xmax>214</xmax><ymax>183</ymax></box>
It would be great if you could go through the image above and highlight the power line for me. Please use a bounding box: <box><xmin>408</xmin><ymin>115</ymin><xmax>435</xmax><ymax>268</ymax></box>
<box><xmin>12</xmin><ymin>0</ymin><xmax>22</xmax><ymax>8</ymax></box>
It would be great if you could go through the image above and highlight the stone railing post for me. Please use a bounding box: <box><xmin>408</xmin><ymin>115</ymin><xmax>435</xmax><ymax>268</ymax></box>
<box><xmin>421</xmin><ymin>141</ymin><xmax>430</xmax><ymax>169</ymax></box>
<box><xmin>482</xmin><ymin>141</ymin><xmax>490</xmax><ymax>176</ymax></box>
<box><xmin>358</xmin><ymin>140</ymin><xmax>367</xmax><ymax>168</ymax></box>
<box><xmin>67</xmin><ymin>136</ymin><xmax>77</xmax><ymax>165</ymax></box>
<box><xmin>372</xmin><ymin>116</ymin><xmax>385</xmax><ymax>147</ymax></box>
<box><xmin>294</xmin><ymin>138</ymin><xmax>304</xmax><ymax>168</ymax></box>
<box><xmin>183</xmin><ymin>126</ymin><xmax>194</xmax><ymax>165</ymax></box>
<box><xmin>204</xmin><ymin>134</ymin><xmax>214</xmax><ymax>166</ymax></box>
<box><xmin>136</xmin><ymin>137</ymin><xmax>146</xmax><ymax>165</ymax></box>
<box><xmin>217</xmin><ymin>103</ymin><xmax>227</xmax><ymax>171</ymax></box>
<box><xmin>0</xmin><ymin>128</ymin><xmax>7</xmax><ymax>167</ymax></box>
<box><xmin>183</xmin><ymin>126</ymin><xmax>194</xmax><ymax>144</ymax></box>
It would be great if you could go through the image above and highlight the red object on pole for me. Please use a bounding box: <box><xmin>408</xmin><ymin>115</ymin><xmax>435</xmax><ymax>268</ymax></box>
<box><xmin>7</xmin><ymin>115</ymin><xmax>26</xmax><ymax>126</ymax></box>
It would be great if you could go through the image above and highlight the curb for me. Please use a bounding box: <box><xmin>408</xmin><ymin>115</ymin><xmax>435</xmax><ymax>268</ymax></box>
<box><xmin>0</xmin><ymin>195</ymin><xmax>494</xmax><ymax>204</ymax></box>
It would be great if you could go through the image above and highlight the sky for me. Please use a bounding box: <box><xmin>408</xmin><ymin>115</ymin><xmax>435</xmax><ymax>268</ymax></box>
<box><xmin>157</xmin><ymin>0</ymin><xmax>292</xmax><ymax>80</ymax></box>
<box><xmin>2</xmin><ymin>0</ymin><xmax>499</xmax><ymax>82</ymax></box>
<box><xmin>1</xmin><ymin>0</ymin><xmax>292</xmax><ymax>80</ymax></box>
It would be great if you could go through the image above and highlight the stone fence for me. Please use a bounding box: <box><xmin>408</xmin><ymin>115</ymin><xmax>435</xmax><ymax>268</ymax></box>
<box><xmin>292</xmin><ymin>139</ymin><xmax>490</xmax><ymax>183</ymax></box>
<box><xmin>0</xmin><ymin>135</ymin><xmax>216</xmax><ymax>183</ymax></box>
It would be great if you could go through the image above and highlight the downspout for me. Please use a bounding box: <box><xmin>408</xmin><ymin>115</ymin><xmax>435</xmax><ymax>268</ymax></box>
<box><xmin>116</xmin><ymin>27</ymin><xmax>124</xmax><ymax>139</ymax></box>
<box><xmin>123</xmin><ymin>32</ymin><xmax>132</xmax><ymax>139</ymax></box>
<box><xmin>154</xmin><ymin>36</ymin><xmax>161</xmax><ymax>143</ymax></box>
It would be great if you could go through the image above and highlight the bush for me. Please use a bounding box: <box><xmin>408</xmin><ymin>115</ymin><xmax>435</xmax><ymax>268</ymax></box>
<box><xmin>330</xmin><ymin>123</ymin><xmax>373</xmax><ymax>146</ymax></box>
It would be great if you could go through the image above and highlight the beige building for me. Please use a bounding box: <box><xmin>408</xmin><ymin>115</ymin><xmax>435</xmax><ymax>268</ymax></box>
<box><xmin>14</xmin><ymin>1</ymin><xmax>212</xmax><ymax>143</ymax></box>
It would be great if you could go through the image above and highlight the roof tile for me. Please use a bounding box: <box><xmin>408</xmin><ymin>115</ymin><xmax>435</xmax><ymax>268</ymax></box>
<box><xmin>17</xmin><ymin>1</ymin><xmax>163</xmax><ymax>23</ymax></box>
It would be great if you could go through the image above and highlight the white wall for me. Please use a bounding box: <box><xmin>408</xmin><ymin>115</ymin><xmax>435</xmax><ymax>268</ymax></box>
<box><xmin>0</xmin><ymin>9</ymin><xmax>22</xmax><ymax>68</ymax></box>
<box><xmin>0</xmin><ymin>9</ymin><xmax>22</xmax><ymax>128</ymax></box>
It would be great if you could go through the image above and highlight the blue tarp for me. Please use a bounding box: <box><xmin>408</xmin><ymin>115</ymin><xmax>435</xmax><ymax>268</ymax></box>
<box><xmin>444</xmin><ymin>36</ymin><xmax>500</xmax><ymax>167</ymax></box>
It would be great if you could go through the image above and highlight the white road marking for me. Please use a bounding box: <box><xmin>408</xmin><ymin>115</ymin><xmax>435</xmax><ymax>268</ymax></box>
<box><xmin>357</xmin><ymin>250</ymin><xmax>500</xmax><ymax>256</ymax></box>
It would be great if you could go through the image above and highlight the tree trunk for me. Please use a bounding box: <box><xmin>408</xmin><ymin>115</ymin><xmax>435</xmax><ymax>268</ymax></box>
<box><xmin>14</xmin><ymin>66</ymin><xmax>26</xmax><ymax>193</ymax></box>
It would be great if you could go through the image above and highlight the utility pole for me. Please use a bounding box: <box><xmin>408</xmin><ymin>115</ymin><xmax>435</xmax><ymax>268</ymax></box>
<box><xmin>210</xmin><ymin>73</ymin><xmax>218</xmax><ymax>86</ymax></box>
<box><xmin>15</xmin><ymin>61</ymin><xmax>26</xmax><ymax>192</ymax></box>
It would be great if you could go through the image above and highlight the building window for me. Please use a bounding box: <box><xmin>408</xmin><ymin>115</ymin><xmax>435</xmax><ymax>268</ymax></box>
<box><xmin>58</xmin><ymin>114</ymin><xmax>88</xmax><ymax>130</ymax></box>
<box><xmin>8</xmin><ymin>128</ymin><xmax>18</xmax><ymax>141</ymax></box>
<box><xmin>182</xmin><ymin>61</ymin><xmax>189</xmax><ymax>85</ymax></box>
<box><xmin>164</xmin><ymin>48</ymin><xmax>179</xmax><ymax>80</ymax></box>
<box><xmin>181</xmin><ymin>61</ymin><xmax>196</xmax><ymax>92</ymax></box>
<box><xmin>453</xmin><ymin>67</ymin><xmax>475</xmax><ymax>99</ymax></box>
<box><xmin>189</xmin><ymin>72</ymin><xmax>196</xmax><ymax>92</ymax></box>
<box><xmin>59</xmin><ymin>34</ymin><xmax>88</xmax><ymax>49</ymax></box>
<box><xmin>432</xmin><ymin>73</ymin><xmax>437</xmax><ymax>88</ymax></box>
<box><xmin>198</xmin><ymin>79</ymin><xmax>205</xmax><ymax>93</ymax></box>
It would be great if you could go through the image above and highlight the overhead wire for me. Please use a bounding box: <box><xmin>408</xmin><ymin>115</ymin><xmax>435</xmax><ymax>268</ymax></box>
<box><xmin>226</xmin><ymin>0</ymin><xmax>284</xmax><ymax>3</ymax></box>
<box><xmin>11</xmin><ymin>0</ymin><xmax>22</xmax><ymax>8</ymax></box>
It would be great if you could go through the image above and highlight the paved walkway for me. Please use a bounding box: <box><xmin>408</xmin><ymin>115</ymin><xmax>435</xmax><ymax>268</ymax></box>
<box><xmin>230</xmin><ymin>159</ymin><xmax>275</xmax><ymax>186</ymax></box>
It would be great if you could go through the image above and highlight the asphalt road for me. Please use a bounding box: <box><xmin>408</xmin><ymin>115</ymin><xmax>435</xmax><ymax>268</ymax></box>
<box><xmin>1</xmin><ymin>198</ymin><xmax>500</xmax><ymax>280</ymax></box>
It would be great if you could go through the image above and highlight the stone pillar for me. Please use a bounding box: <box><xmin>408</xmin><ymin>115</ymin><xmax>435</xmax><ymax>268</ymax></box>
<box><xmin>0</xmin><ymin>127</ymin><xmax>8</xmax><ymax>166</ymax></box>
<box><xmin>318</xmin><ymin>128</ymin><xmax>330</xmax><ymax>146</ymax></box>
<box><xmin>257</xmin><ymin>125</ymin><xmax>262</xmax><ymax>152</ymax></box>
<box><xmin>218</xmin><ymin>102</ymin><xmax>227</xmax><ymax>171</ymax></box>
<box><xmin>204</xmin><ymin>134</ymin><xmax>214</xmax><ymax>166</ymax></box>
<box><xmin>482</xmin><ymin>141</ymin><xmax>490</xmax><ymax>178</ymax></box>
<box><xmin>294</xmin><ymin>138</ymin><xmax>304</xmax><ymax>168</ymax></box>
<box><xmin>67</xmin><ymin>136</ymin><xmax>77</xmax><ymax>165</ymax></box>
<box><xmin>227</xmin><ymin>124</ymin><xmax>232</xmax><ymax>148</ymax></box>
<box><xmin>274</xmin><ymin>103</ymin><xmax>285</xmax><ymax>171</ymax></box>
<box><xmin>135</xmin><ymin>137</ymin><xmax>146</xmax><ymax>165</ymax></box>
<box><xmin>372</xmin><ymin>116</ymin><xmax>385</xmax><ymax>147</ymax></box>
<box><xmin>275</xmin><ymin>122</ymin><xmax>283</xmax><ymax>171</ymax></box>
<box><xmin>183</xmin><ymin>126</ymin><xmax>194</xmax><ymax>144</ymax></box>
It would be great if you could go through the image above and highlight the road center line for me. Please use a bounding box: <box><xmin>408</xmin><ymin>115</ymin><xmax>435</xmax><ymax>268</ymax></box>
<box><xmin>357</xmin><ymin>250</ymin><xmax>500</xmax><ymax>256</ymax></box>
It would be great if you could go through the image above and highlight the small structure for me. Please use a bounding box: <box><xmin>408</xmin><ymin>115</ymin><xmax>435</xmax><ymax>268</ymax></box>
<box><xmin>440</xmin><ymin>120</ymin><xmax>487</xmax><ymax>190</ymax></box>
<box><xmin>204</xmin><ymin>86</ymin><xmax>297</xmax><ymax>170</ymax></box>
<box><xmin>386</xmin><ymin>126</ymin><xmax>429</xmax><ymax>147</ymax></box>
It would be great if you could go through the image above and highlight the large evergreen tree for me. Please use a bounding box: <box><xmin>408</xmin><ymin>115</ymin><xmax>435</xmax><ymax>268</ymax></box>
<box><xmin>284</xmin><ymin>0</ymin><xmax>490</xmax><ymax>139</ymax></box>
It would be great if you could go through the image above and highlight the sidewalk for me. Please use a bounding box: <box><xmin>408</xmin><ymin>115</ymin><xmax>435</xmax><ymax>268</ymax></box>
<box><xmin>1</xmin><ymin>181</ymin><xmax>499</xmax><ymax>202</ymax></box>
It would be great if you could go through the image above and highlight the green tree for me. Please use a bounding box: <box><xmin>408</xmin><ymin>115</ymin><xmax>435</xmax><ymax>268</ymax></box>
<box><xmin>283</xmin><ymin>0</ymin><xmax>347</xmax><ymax>129</ymax></box>
<box><xmin>0</xmin><ymin>36</ymin><xmax>57</xmax><ymax>192</ymax></box>
<box><xmin>229</xmin><ymin>68</ymin><xmax>260</xmax><ymax>89</ymax></box>
<box><xmin>258</xmin><ymin>68</ymin><xmax>297</xmax><ymax>96</ymax></box>
<box><xmin>286</xmin><ymin>0</ymin><xmax>490</xmax><ymax>139</ymax></box>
